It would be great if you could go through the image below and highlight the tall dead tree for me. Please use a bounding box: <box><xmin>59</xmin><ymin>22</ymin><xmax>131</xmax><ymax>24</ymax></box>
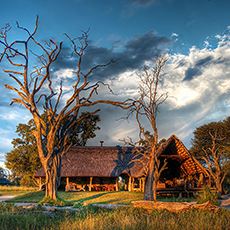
<box><xmin>0</xmin><ymin>17</ymin><xmax>130</xmax><ymax>201</ymax></box>
<box><xmin>130</xmin><ymin>56</ymin><xmax>168</xmax><ymax>201</ymax></box>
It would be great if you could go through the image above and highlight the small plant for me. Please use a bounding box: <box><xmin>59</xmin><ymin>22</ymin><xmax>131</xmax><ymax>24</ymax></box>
<box><xmin>39</xmin><ymin>196</ymin><xmax>65</xmax><ymax>206</ymax></box>
<box><xmin>197</xmin><ymin>186</ymin><xmax>219</xmax><ymax>205</ymax></box>
<box><xmin>73</xmin><ymin>202</ymin><xmax>84</xmax><ymax>208</ymax></box>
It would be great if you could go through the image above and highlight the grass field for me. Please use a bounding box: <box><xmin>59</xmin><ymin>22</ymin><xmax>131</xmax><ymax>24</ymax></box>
<box><xmin>5</xmin><ymin>190</ymin><xmax>194</xmax><ymax>205</ymax></box>
<box><xmin>0</xmin><ymin>186</ymin><xmax>37</xmax><ymax>197</ymax></box>
<box><xmin>0</xmin><ymin>187</ymin><xmax>229</xmax><ymax>229</ymax></box>
<box><xmin>0</xmin><ymin>203</ymin><xmax>229</xmax><ymax>230</ymax></box>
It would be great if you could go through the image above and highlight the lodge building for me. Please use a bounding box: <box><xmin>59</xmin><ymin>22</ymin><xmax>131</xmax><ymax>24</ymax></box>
<box><xmin>35</xmin><ymin>135</ymin><xmax>208</xmax><ymax>196</ymax></box>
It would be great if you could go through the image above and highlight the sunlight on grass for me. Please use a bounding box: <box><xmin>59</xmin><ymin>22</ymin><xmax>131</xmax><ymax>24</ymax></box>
<box><xmin>0</xmin><ymin>186</ymin><xmax>37</xmax><ymax>191</ymax></box>
<box><xmin>0</xmin><ymin>186</ymin><xmax>37</xmax><ymax>197</ymax></box>
<box><xmin>6</xmin><ymin>191</ymin><xmax>195</xmax><ymax>204</ymax></box>
<box><xmin>7</xmin><ymin>191</ymin><xmax>143</xmax><ymax>205</ymax></box>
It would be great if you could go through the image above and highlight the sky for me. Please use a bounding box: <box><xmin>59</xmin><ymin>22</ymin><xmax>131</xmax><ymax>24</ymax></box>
<box><xmin>0</xmin><ymin>0</ymin><xmax>230</xmax><ymax>166</ymax></box>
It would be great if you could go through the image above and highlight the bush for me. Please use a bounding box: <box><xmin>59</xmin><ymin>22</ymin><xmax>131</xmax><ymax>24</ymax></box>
<box><xmin>197</xmin><ymin>186</ymin><xmax>219</xmax><ymax>205</ymax></box>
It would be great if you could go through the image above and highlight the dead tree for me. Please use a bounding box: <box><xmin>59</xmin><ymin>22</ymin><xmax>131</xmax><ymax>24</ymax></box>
<box><xmin>129</xmin><ymin>56</ymin><xmax>168</xmax><ymax>201</ymax></box>
<box><xmin>202</xmin><ymin>131</ymin><xmax>228</xmax><ymax>195</ymax></box>
<box><xmin>0</xmin><ymin>17</ymin><xmax>130</xmax><ymax>201</ymax></box>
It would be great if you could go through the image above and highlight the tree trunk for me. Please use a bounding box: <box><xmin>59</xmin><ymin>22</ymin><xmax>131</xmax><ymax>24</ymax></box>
<box><xmin>144</xmin><ymin>156</ymin><xmax>154</xmax><ymax>200</ymax></box>
<box><xmin>153</xmin><ymin>180</ymin><xmax>157</xmax><ymax>202</ymax></box>
<box><xmin>215</xmin><ymin>179</ymin><xmax>223</xmax><ymax>196</ymax></box>
<box><xmin>43</xmin><ymin>155</ymin><xmax>62</xmax><ymax>201</ymax></box>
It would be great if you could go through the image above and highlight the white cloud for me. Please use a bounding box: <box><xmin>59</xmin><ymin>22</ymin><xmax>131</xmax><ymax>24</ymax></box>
<box><xmin>54</xmin><ymin>68</ymin><xmax>75</xmax><ymax>80</ymax></box>
<box><xmin>0</xmin><ymin>110</ymin><xmax>31</xmax><ymax>121</ymax></box>
<box><xmin>103</xmin><ymin>29</ymin><xmax>230</xmax><ymax>145</ymax></box>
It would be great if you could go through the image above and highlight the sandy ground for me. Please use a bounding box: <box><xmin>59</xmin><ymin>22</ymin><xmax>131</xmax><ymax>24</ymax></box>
<box><xmin>0</xmin><ymin>195</ymin><xmax>16</xmax><ymax>202</ymax></box>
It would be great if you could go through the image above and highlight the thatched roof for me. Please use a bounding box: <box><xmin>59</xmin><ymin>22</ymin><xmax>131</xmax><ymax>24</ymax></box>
<box><xmin>157</xmin><ymin>135</ymin><xmax>208</xmax><ymax>176</ymax></box>
<box><xmin>35</xmin><ymin>146</ymin><xmax>144</xmax><ymax>178</ymax></box>
<box><xmin>35</xmin><ymin>135</ymin><xmax>207</xmax><ymax>178</ymax></box>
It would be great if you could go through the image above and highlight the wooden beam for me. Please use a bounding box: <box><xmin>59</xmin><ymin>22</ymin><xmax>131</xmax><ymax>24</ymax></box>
<box><xmin>89</xmin><ymin>177</ymin><xmax>93</xmax><ymax>191</ymax></box>
<box><xmin>115</xmin><ymin>177</ymin><xmax>119</xmax><ymax>191</ymax></box>
<box><xmin>66</xmin><ymin>177</ymin><xmax>70</xmax><ymax>192</ymax></box>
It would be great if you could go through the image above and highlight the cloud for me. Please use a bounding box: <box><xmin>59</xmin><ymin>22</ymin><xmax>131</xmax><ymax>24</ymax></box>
<box><xmin>0</xmin><ymin>26</ymin><xmax>229</xmax><ymax>165</ymax></box>
<box><xmin>0</xmin><ymin>108</ymin><xmax>31</xmax><ymax>154</ymax></box>
<box><xmin>53</xmin><ymin>31</ymin><xmax>170</xmax><ymax>81</ymax></box>
<box><xmin>183</xmin><ymin>55</ymin><xmax>213</xmax><ymax>81</ymax></box>
<box><xmin>93</xmin><ymin>27</ymin><xmax>230</xmax><ymax>147</ymax></box>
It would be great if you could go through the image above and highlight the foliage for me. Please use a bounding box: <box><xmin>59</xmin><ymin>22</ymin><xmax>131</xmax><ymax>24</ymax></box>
<box><xmin>5</xmin><ymin>121</ymin><xmax>41</xmax><ymax>187</ymax></box>
<box><xmin>66</xmin><ymin>112</ymin><xmax>100</xmax><ymax>146</ymax></box>
<box><xmin>190</xmin><ymin>117</ymin><xmax>230</xmax><ymax>160</ymax></box>
<box><xmin>197</xmin><ymin>186</ymin><xmax>219</xmax><ymax>205</ymax></box>
<box><xmin>5</xmin><ymin>112</ymin><xmax>100</xmax><ymax>187</ymax></box>
<box><xmin>39</xmin><ymin>196</ymin><xmax>65</xmax><ymax>206</ymax></box>
<box><xmin>190</xmin><ymin>117</ymin><xmax>230</xmax><ymax>192</ymax></box>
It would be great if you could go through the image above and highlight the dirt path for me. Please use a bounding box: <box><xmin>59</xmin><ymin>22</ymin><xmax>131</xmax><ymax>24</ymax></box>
<box><xmin>219</xmin><ymin>196</ymin><xmax>230</xmax><ymax>209</ymax></box>
<box><xmin>0</xmin><ymin>195</ymin><xmax>16</xmax><ymax>202</ymax></box>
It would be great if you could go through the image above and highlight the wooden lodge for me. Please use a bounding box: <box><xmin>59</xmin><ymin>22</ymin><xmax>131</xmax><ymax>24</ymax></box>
<box><xmin>35</xmin><ymin>135</ymin><xmax>208</xmax><ymax>196</ymax></box>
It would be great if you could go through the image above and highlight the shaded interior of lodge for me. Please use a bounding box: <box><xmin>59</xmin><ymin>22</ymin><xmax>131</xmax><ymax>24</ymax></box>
<box><xmin>35</xmin><ymin>135</ymin><xmax>208</xmax><ymax>196</ymax></box>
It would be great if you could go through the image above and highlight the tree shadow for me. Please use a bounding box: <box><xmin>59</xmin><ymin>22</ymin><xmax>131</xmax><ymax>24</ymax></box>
<box><xmin>111</xmin><ymin>146</ymin><xmax>135</xmax><ymax>177</ymax></box>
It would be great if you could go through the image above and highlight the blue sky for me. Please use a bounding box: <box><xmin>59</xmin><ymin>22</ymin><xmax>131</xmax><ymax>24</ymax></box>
<box><xmin>0</xmin><ymin>0</ymin><xmax>230</xmax><ymax>165</ymax></box>
<box><xmin>1</xmin><ymin>0</ymin><xmax>229</xmax><ymax>49</ymax></box>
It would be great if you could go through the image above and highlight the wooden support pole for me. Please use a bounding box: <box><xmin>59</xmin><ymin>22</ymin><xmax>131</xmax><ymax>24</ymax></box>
<box><xmin>128</xmin><ymin>176</ymin><xmax>132</xmax><ymax>192</ymax></box>
<box><xmin>115</xmin><ymin>177</ymin><xmax>119</xmax><ymax>191</ymax></box>
<box><xmin>132</xmin><ymin>178</ymin><xmax>134</xmax><ymax>191</ymax></box>
<box><xmin>89</xmin><ymin>177</ymin><xmax>93</xmax><ymax>191</ymax></box>
<box><xmin>66</xmin><ymin>177</ymin><xmax>70</xmax><ymax>192</ymax></box>
<box><xmin>142</xmin><ymin>178</ymin><xmax>145</xmax><ymax>192</ymax></box>
<box><xmin>139</xmin><ymin>178</ymin><xmax>142</xmax><ymax>192</ymax></box>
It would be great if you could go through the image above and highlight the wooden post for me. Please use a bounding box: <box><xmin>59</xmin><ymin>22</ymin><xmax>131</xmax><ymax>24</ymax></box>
<box><xmin>132</xmin><ymin>178</ymin><xmax>135</xmax><ymax>191</ymax></box>
<box><xmin>66</xmin><ymin>177</ymin><xmax>70</xmax><ymax>191</ymax></box>
<box><xmin>139</xmin><ymin>178</ymin><xmax>142</xmax><ymax>192</ymax></box>
<box><xmin>141</xmin><ymin>178</ymin><xmax>145</xmax><ymax>192</ymax></box>
<box><xmin>89</xmin><ymin>177</ymin><xmax>93</xmax><ymax>191</ymax></box>
<box><xmin>128</xmin><ymin>176</ymin><xmax>132</xmax><ymax>192</ymax></box>
<box><xmin>115</xmin><ymin>178</ymin><xmax>119</xmax><ymax>191</ymax></box>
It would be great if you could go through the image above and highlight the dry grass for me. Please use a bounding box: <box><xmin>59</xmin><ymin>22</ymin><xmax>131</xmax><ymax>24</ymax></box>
<box><xmin>0</xmin><ymin>185</ymin><xmax>37</xmax><ymax>191</ymax></box>
<box><xmin>58</xmin><ymin>207</ymin><xmax>230</xmax><ymax>230</ymax></box>
<box><xmin>0</xmin><ymin>204</ymin><xmax>229</xmax><ymax>230</ymax></box>
<box><xmin>0</xmin><ymin>186</ymin><xmax>37</xmax><ymax>196</ymax></box>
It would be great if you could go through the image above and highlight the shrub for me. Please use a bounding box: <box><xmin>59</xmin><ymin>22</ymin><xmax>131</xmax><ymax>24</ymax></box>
<box><xmin>197</xmin><ymin>186</ymin><xmax>219</xmax><ymax>205</ymax></box>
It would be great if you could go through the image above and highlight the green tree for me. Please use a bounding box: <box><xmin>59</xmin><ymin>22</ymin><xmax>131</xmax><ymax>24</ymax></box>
<box><xmin>5</xmin><ymin>112</ymin><xmax>100</xmax><ymax>186</ymax></box>
<box><xmin>190</xmin><ymin>117</ymin><xmax>230</xmax><ymax>194</ymax></box>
